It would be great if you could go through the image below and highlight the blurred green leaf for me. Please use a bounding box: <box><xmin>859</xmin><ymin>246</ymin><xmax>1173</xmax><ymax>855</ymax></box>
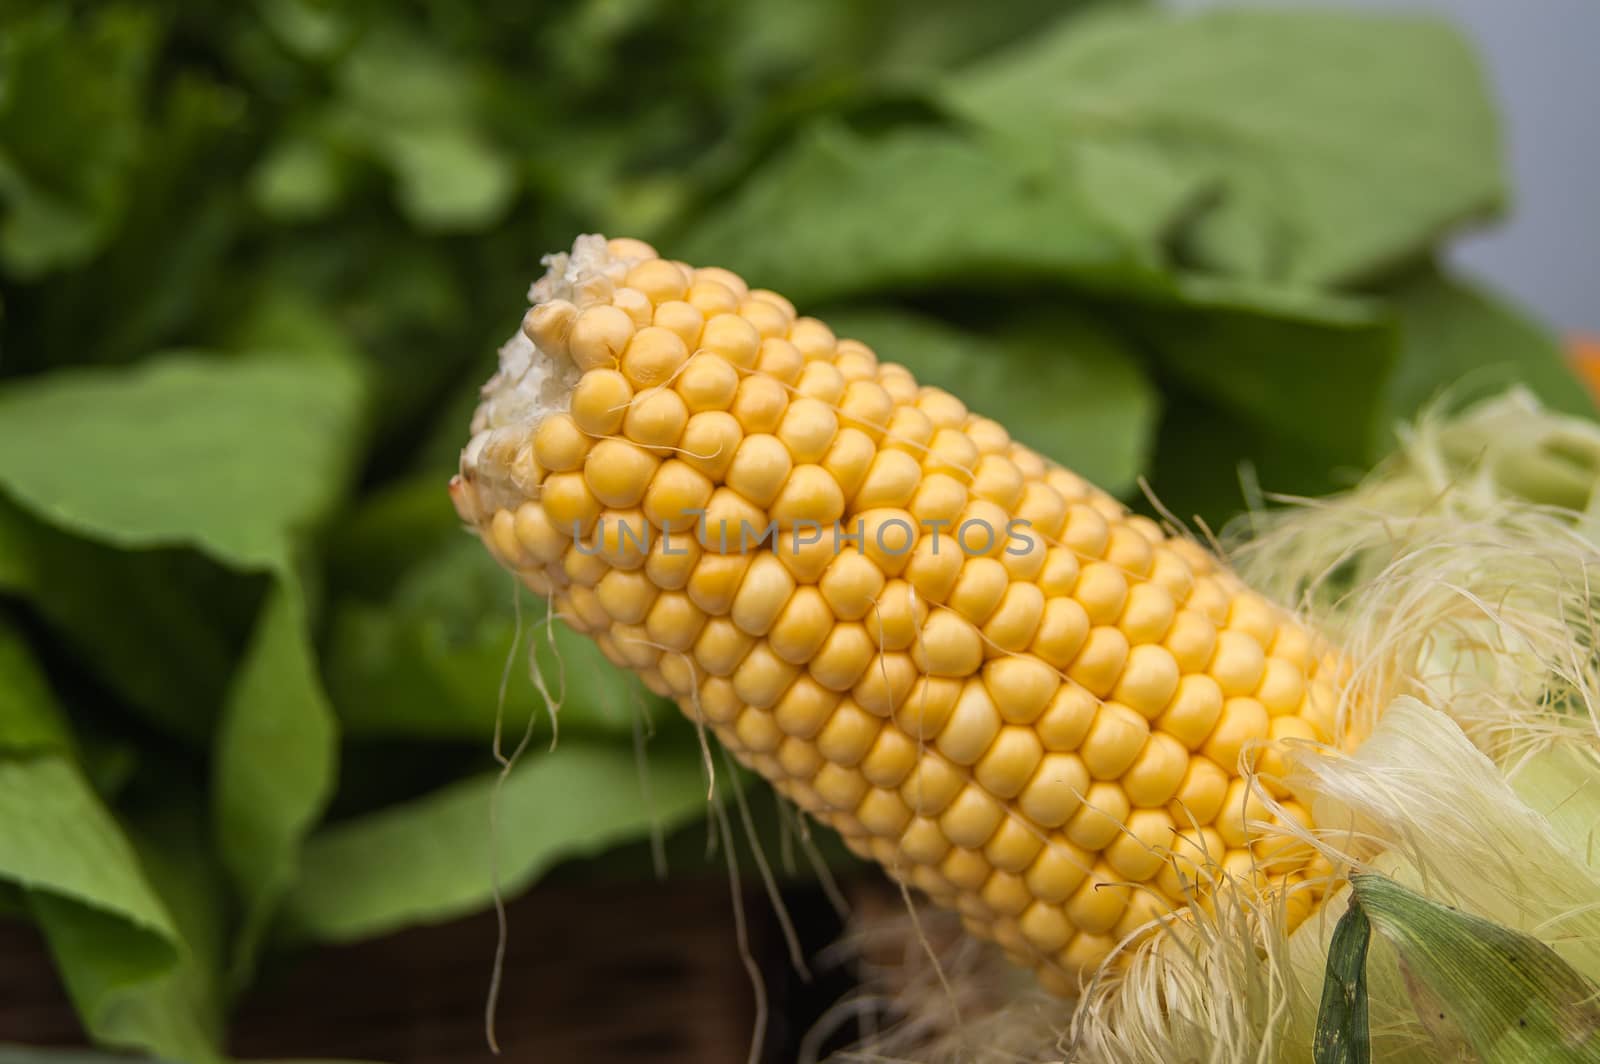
<box><xmin>678</xmin><ymin>121</ymin><xmax>1183</xmax><ymax>306</ymax></box>
<box><xmin>1382</xmin><ymin>267</ymin><xmax>1592</xmax><ymax>425</ymax></box>
<box><xmin>325</xmin><ymin>537</ymin><xmax>643</xmax><ymax>742</ymax></box>
<box><xmin>281</xmin><ymin>742</ymin><xmax>711</xmax><ymax>943</ymax></box>
<box><xmin>946</xmin><ymin>8</ymin><xmax>1502</xmax><ymax>286</ymax></box>
<box><xmin>0</xmin><ymin>350</ymin><xmax>366</xmax><ymax>989</ymax></box>
<box><xmin>0</xmin><ymin>497</ymin><xmax>250</xmax><ymax>743</ymax></box>
<box><xmin>0</xmin><ymin>757</ymin><xmax>225</xmax><ymax>1062</ymax></box>
<box><xmin>213</xmin><ymin>577</ymin><xmax>338</xmax><ymax>986</ymax></box>
<box><xmin>376</xmin><ymin>125</ymin><xmax>516</xmax><ymax>232</ymax></box>
<box><xmin>0</xmin><ymin>7</ymin><xmax>157</xmax><ymax>276</ymax></box>
<box><xmin>822</xmin><ymin>306</ymin><xmax>1159</xmax><ymax>495</ymax></box>
<box><xmin>0</xmin><ymin>352</ymin><xmax>365</xmax><ymax>570</ymax></box>
<box><xmin>250</xmin><ymin>129</ymin><xmax>349</xmax><ymax>223</ymax></box>
<box><xmin>1144</xmin><ymin>386</ymin><xmax>1357</xmax><ymax>531</ymax></box>
<box><xmin>1126</xmin><ymin>279</ymin><xmax>1396</xmax><ymax>472</ymax></box>
<box><xmin>0</xmin><ymin>615</ymin><xmax>72</xmax><ymax>754</ymax></box>
<box><xmin>324</xmin><ymin>26</ymin><xmax>518</xmax><ymax>231</ymax></box>
<box><xmin>0</xmin><ymin>758</ymin><xmax>173</xmax><ymax>951</ymax></box>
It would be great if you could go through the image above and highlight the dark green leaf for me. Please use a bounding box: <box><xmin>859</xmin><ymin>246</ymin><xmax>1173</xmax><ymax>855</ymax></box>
<box><xmin>0</xmin><ymin>7</ymin><xmax>157</xmax><ymax>276</ymax></box>
<box><xmin>1315</xmin><ymin>897</ymin><xmax>1372</xmax><ymax>1064</ymax></box>
<box><xmin>1126</xmin><ymin>279</ymin><xmax>1397</xmax><ymax>477</ymax></box>
<box><xmin>1382</xmin><ymin>267</ymin><xmax>1593</xmax><ymax>426</ymax></box>
<box><xmin>0</xmin><ymin>615</ymin><xmax>72</xmax><ymax>754</ymax></box>
<box><xmin>0</xmin><ymin>497</ymin><xmax>249</xmax><ymax>743</ymax></box>
<box><xmin>0</xmin><ymin>756</ymin><xmax>224</xmax><ymax>1062</ymax></box>
<box><xmin>325</xmin><ymin>537</ymin><xmax>644</xmax><ymax>742</ymax></box>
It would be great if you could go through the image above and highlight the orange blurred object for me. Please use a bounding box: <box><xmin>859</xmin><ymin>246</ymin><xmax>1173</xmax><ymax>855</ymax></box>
<box><xmin>1572</xmin><ymin>335</ymin><xmax>1600</xmax><ymax>402</ymax></box>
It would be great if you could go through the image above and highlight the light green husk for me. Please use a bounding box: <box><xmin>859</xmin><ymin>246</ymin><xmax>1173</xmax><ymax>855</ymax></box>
<box><xmin>827</xmin><ymin>389</ymin><xmax>1600</xmax><ymax>1063</ymax></box>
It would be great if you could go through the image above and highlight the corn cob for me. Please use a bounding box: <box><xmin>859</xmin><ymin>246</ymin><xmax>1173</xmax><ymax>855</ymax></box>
<box><xmin>451</xmin><ymin>235</ymin><xmax>1343</xmax><ymax>994</ymax></box>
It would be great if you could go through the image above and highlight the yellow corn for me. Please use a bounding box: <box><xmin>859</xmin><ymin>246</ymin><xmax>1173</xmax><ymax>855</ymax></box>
<box><xmin>452</xmin><ymin>235</ymin><xmax>1343</xmax><ymax>994</ymax></box>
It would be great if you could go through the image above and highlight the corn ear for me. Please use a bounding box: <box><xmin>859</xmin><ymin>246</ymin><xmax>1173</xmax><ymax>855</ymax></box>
<box><xmin>452</xmin><ymin>234</ymin><xmax>1346</xmax><ymax>992</ymax></box>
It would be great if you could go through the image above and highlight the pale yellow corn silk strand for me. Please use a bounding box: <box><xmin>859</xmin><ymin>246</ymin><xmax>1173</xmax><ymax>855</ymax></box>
<box><xmin>829</xmin><ymin>395</ymin><xmax>1600</xmax><ymax>1062</ymax></box>
<box><xmin>452</xmin><ymin>234</ymin><xmax>1348</xmax><ymax>1002</ymax></box>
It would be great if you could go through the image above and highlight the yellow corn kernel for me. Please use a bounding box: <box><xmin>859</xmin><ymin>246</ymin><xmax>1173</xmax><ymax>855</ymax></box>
<box><xmin>973</xmin><ymin>726</ymin><xmax>1045</xmax><ymax>799</ymax></box>
<box><xmin>584</xmin><ymin>438</ymin><xmax>659</xmax><ymax>509</ymax></box>
<box><xmin>1017</xmin><ymin>752</ymin><xmax>1090</xmax><ymax>828</ymax></box>
<box><xmin>675</xmin><ymin>353</ymin><xmax>739</xmax><ymax>413</ymax></box>
<box><xmin>935</xmin><ymin>679</ymin><xmax>1003</xmax><ymax>766</ymax></box>
<box><xmin>816</xmin><ymin>700</ymin><xmax>880</xmax><ymax>766</ymax></box>
<box><xmin>1168</xmin><ymin>755</ymin><xmax>1229</xmax><ymax>828</ymax></box>
<box><xmin>1079</xmin><ymin>702</ymin><xmax>1151</xmax><ymax>780</ymax></box>
<box><xmin>912</xmin><ymin>611</ymin><xmax>984</xmax><ymax>678</ymax></box>
<box><xmin>1065</xmin><ymin>782</ymin><xmax>1131</xmax><ymax>850</ymax></box>
<box><xmin>571</xmin><ymin>368</ymin><xmax>631</xmax><ymax>435</ymax></box>
<box><xmin>819</xmin><ymin>550</ymin><xmax>886</xmax><ymax>621</ymax></box>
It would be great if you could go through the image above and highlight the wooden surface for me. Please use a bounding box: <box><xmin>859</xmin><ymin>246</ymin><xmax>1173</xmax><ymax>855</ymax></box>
<box><xmin>1</xmin><ymin>876</ymin><xmax>862</xmax><ymax>1063</ymax></box>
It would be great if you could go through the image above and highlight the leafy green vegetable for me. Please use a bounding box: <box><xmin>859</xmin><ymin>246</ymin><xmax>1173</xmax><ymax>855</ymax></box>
<box><xmin>0</xmin><ymin>498</ymin><xmax>249</xmax><ymax>743</ymax></box>
<box><xmin>0</xmin><ymin>353</ymin><xmax>364</xmax><ymax>571</ymax></box>
<box><xmin>822</xmin><ymin>306</ymin><xmax>1159</xmax><ymax>494</ymax></box>
<box><xmin>946</xmin><ymin>8</ymin><xmax>1504</xmax><ymax>285</ymax></box>
<box><xmin>1126</xmin><ymin>280</ymin><xmax>1395</xmax><ymax>467</ymax></box>
<box><xmin>0</xmin><ymin>757</ymin><xmax>225</xmax><ymax>1062</ymax></box>
<box><xmin>281</xmin><ymin>743</ymin><xmax>711</xmax><ymax>943</ymax></box>
<box><xmin>213</xmin><ymin>579</ymin><xmax>339</xmax><ymax>985</ymax></box>
<box><xmin>678</xmin><ymin>121</ymin><xmax>1181</xmax><ymax>306</ymax></box>
<box><xmin>0</xmin><ymin>7</ymin><xmax>156</xmax><ymax>277</ymax></box>
<box><xmin>0</xmin><ymin>350</ymin><xmax>366</xmax><ymax>989</ymax></box>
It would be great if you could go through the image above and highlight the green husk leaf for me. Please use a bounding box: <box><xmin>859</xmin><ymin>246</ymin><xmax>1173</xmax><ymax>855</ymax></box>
<box><xmin>1352</xmin><ymin>874</ymin><xmax>1600</xmax><ymax>1063</ymax></box>
<box><xmin>1314</xmin><ymin>897</ymin><xmax>1372</xmax><ymax>1064</ymax></box>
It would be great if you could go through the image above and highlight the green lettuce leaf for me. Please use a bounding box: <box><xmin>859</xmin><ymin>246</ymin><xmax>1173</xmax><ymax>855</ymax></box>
<box><xmin>0</xmin><ymin>351</ymin><xmax>366</xmax><ymax>986</ymax></box>
<box><xmin>676</xmin><ymin>121</ymin><xmax>1186</xmax><ymax>306</ymax></box>
<box><xmin>281</xmin><ymin>742</ymin><xmax>711</xmax><ymax>943</ymax></box>
<box><xmin>946</xmin><ymin>8</ymin><xmax>1503</xmax><ymax>286</ymax></box>
<box><xmin>0</xmin><ymin>757</ymin><xmax>225</xmax><ymax>1062</ymax></box>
